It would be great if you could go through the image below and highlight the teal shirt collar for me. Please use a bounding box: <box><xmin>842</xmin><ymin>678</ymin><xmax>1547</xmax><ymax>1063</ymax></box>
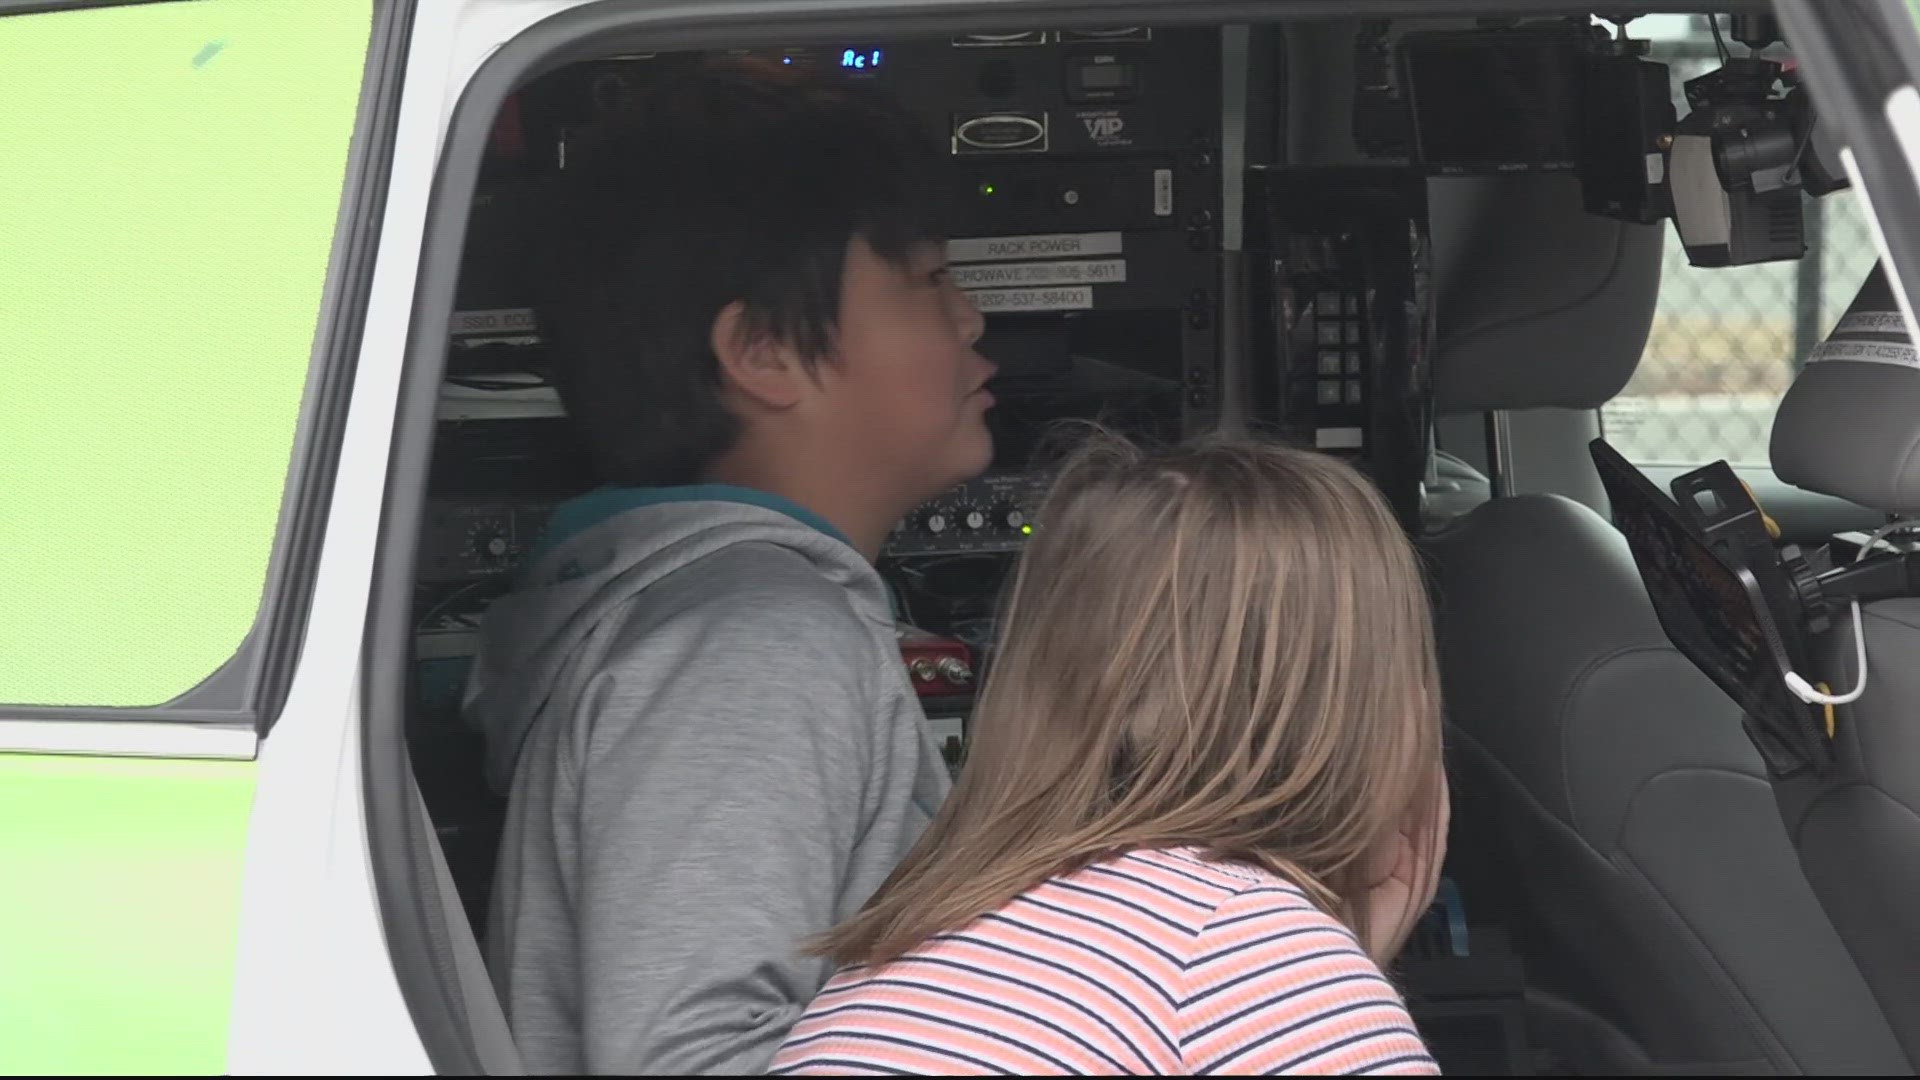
<box><xmin>529</xmin><ymin>483</ymin><xmax>854</xmax><ymax>568</ymax></box>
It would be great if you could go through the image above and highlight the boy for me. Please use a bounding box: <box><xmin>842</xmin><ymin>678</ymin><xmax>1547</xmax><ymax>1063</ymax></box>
<box><xmin>463</xmin><ymin>58</ymin><xmax>995</xmax><ymax>1074</ymax></box>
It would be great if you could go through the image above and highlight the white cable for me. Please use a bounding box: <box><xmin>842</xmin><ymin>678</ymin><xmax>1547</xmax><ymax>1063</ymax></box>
<box><xmin>1785</xmin><ymin>598</ymin><xmax>1866</xmax><ymax>705</ymax></box>
<box><xmin>1782</xmin><ymin>519</ymin><xmax>1920</xmax><ymax>706</ymax></box>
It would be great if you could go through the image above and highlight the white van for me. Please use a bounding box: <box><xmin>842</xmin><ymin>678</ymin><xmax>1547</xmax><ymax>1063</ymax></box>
<box><xmin>6</xmin><ymin>0</ymin><xmax>1920</xmax><ymax>1073</ymax></box>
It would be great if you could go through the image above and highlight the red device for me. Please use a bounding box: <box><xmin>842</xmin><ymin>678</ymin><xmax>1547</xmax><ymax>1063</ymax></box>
<box><xmin>895</xmin><ymin>623</ymin><xmax>975</xmax><ymax>698</ymax></box>
<box><xmin>488</xmin><ymin>92</ymin><xmax>526</xmax><ymax>163</ymax></box>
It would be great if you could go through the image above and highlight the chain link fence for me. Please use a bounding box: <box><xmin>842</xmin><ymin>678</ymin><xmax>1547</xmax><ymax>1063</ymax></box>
<box><xmin>1597</xmin><ymin>38</ymin><xmax>1885</xmax><ymax>467</ymax></box>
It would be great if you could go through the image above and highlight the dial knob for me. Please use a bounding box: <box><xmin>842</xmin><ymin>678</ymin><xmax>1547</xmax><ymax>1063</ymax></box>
<box><xmin>923</xmin><ymin>510</ymin><xmax>950</xmax><ymax>535</ymax></box>
<box><xmin>942</xmin><ymin>500</ymin><xmax>986</xmax><ymax>533</ymax></box>
<box><xmin>985</xmin><ymin>499</ymin><xmax>1027</xmax><ymax>534</ymax></box>
<box><xmin>467</xmin><ymin>521</ymin><xmax>512</xmax><ymax>565</ymax></box>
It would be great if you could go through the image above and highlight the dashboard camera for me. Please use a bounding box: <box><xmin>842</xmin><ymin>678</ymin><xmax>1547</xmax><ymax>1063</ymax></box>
<box><xmin>1667</xmin><ymin>50</ymin><xmax>1848</xmax><ymax>267</ymax></box>
<box><xmin>1360</xmin><ymin>14</ymin><xmax>1850</xmax><ymax>267</ymax></box>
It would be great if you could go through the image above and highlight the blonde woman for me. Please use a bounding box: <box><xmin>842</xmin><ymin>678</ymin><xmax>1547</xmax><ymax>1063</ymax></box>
<box><xmin>769</xmin><ymin>430</ymin><xmax>1449</xmax><ymax>1076</ymax></box>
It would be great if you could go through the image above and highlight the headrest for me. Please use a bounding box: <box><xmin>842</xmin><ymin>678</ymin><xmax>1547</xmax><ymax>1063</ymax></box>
<box><xmin>1771</xmin><ymin>262</ymin><xmax>1920</xmax><ymax>512</ymax></box>
<box><xmin>1429</xmin><ymin>173</ymin><xmax>1666</xmax><ymax>415</ymax></box>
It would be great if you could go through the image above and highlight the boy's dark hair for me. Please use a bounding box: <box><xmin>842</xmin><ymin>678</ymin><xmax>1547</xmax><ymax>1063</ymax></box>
<box><xmin>530</xmin><ymin>56</ymin><xmax>946</xmax><ymax>486</ymax></box>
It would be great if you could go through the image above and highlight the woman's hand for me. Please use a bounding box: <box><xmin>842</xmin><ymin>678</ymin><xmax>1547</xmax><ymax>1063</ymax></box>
<box><xmin>1355</xmin><ymin>768</ymin><xmax>1450</xmax><ymax>965</ymax></box>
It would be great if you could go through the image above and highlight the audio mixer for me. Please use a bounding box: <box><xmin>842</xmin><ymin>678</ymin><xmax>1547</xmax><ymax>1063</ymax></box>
<box><xmin>882</xmin><ymin>473</ymin><xmax>1052</xmax><ymax>558</ymax></box>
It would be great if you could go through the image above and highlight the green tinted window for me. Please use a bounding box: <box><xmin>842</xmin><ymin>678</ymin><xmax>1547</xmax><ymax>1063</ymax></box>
<box><xmin>0</xmin><ymin>0</ymin><xmax>372</xmax><ymax>707</ymax></box>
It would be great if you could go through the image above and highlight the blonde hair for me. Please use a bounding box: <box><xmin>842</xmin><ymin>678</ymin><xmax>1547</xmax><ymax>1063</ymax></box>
<box><xmin>815</xmin><ymin>425</ymin><xmax>1444</xmax><ymax>967</ymax></box>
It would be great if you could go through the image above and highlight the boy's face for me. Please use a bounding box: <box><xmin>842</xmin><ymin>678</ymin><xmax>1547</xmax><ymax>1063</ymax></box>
<box><xmin>815</xmin><ymin>236</ymin><xmax>996</xmax><ymax>504</ymax></box>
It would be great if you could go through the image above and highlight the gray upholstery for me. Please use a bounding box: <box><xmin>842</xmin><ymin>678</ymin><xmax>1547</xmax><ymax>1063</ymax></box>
<box><xmin>1772</xmin><ymin>599</ymin><xmax>1920</xmax><ymax>1067</ymax></box>
<box><xmin>1766</xmin><ymin>261</ymin><xmax>1920</xmax><ymax>1063</ymax></box>
<box><xmin>1426</xmin><ymin>495</ymin><xmax>1909</xmax><ymax>1073</ymax></box>
<box><xmin>1772</xmin><ymin>263</ymin><xmax>1920</xmax><ymax>513</ymax></box>
<box><xmin>1428</xmin><ymin>173</ymin><xmax>1666</xmax><ymax>414</ymax></box>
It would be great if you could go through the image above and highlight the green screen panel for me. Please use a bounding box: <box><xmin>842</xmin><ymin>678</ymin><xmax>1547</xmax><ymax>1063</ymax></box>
<box><xmin>0</xmin><ymin>753</ymin><xmax>257</xmax><ymax>1073</ymax></box>
<box><xmin>0</xmin><ymin>0</ymin><xmax>373</xmax><ymax>707</ymax></box>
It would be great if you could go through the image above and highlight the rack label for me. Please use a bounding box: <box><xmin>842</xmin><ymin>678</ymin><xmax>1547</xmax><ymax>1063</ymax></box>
<box><xmin>952</xmin><ymin>258</ymin><xmax>1127</xmax><ymax>289</ymax></box>
<box><xmin>1077</xmin><ymin>109</ymin><xmax>1133</xmax><ymax>149</ymax></box>
<box><xmin>451</xmin><ymin>307</ymin><xmax>537</xmax><ymax>336</ymax></box>
<box><xmin>948</xmin><ymin>231</ymin><xmax>1124</xmax><ymax>263</ymax></box>
<box><xmin>1154</xmin><ymin>168</ymin><xmax>1174</xmax><ymax>216</ymax></box>
<box><xmin>967</xmin><ymin>285</ymin><xmax>1096</xmax><ymax>313</ymax></box>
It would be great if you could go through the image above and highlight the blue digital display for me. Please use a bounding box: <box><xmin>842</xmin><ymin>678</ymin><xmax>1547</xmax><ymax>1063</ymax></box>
<box><xmin>841</xmin><ymin>48</ymin><xmax>883</xmax><ymax>70</ymax></box>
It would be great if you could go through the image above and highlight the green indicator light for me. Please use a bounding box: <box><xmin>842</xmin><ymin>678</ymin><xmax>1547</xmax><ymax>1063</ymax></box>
<box><xmin>1021</xmin><ymin>524</ymin><xmax>1033</xmax><ymax>535</ymax></box>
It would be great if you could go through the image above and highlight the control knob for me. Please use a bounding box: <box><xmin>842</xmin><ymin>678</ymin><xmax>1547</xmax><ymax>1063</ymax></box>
<box><xmin>466</xmin><ymin>521</ymin><xmax>513</xmax><ymax>566</ymax></box>
<box><xmin>956</xmin><ymin>501</ymin><xmax>990</xmax><ymax>533</ymax></box>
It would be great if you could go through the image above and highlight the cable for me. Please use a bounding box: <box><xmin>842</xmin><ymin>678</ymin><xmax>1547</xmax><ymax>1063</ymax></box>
<box><xmin>1787</xmin><ymin>118</ymin><xmax>1817</xmax><ymax>181</ymax></box>
<box><xmin>445</xmin><ymin>376</ymin><xmax>554</xmax><ymax>392</ymax></box>
<box><xmin>884</xmin><ymin>574</ymin><xmax>917</xmax><ymax>626</ymax></box>
<box><xmin>1708</xmin><ymin>13</ymin><xmax>1731</xmax><ymax>64</ymax></box>
<box><xmin>415</xmin><ymin>577</ymin><xmax>504</xmax><ymax>634</ymax></box>
<box><xmin>1784</xmin><ymin>602</ymin><xmax>1867</xmax><ymax>706</ymax></box>
<box><xmin>1782</xmin><ymin>518</ymin><xmax>1920</xmax><ymax>707</ymax></box>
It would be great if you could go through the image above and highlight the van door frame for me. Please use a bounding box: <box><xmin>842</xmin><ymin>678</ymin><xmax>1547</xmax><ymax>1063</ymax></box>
<box><xmin>216</xmin><ymin>0</ymin><xmax>448</xmax><ymax>1072</ymax></box>
<box><xmin>1775</xmin><ymin>0</ymin><xmax>1920</xmax><ymax>340</ymax></box>
<box><xmin>368</xmin><ymin>0</ymin><xmax>1787</xmax><ymax>1071</ymax></box>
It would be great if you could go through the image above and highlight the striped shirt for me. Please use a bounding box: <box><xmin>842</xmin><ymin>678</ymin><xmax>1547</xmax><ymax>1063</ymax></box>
<box><xmin>768</xmin><ymin>846</ymin><xmax>1439</xmax><ymax>1075</ymax></box>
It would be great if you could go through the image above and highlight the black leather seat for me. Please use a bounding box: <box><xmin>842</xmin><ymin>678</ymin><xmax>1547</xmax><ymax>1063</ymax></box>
<box><xmin>1422</xmin><ymin>174</ymin><xmax>1908</xmax><ymax>1074</ymax></box>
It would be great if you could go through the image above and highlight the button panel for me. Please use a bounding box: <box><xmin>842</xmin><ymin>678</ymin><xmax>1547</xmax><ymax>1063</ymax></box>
<box><xmin>1307</xmin><ymin>289</ymin><xmax>1367</xmax><ymax>408</ymax></box>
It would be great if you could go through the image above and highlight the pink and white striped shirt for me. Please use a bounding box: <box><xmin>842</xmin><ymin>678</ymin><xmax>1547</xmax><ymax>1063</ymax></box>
<box><xmin>769</xmin><ymin>846</ymin><xmax>1439</xmax><ymax>1075</ymax></box>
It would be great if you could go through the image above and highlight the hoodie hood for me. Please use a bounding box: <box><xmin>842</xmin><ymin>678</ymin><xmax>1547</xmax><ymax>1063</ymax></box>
<box><xmin>462</xmin><ymin>485</ymin><xmax>892</xmax><ymax>794</ymax></box>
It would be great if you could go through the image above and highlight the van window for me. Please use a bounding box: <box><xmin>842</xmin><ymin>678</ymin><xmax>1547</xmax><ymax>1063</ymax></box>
<box><xmin>0</xmin><ymin>0</ymin><xmax>371</xmax><ymax>708</ymax></box>
<box><xmin>1598</xmin><ymin>19</ymin><xmax>1881</xmax><ymax>468</ymax></box>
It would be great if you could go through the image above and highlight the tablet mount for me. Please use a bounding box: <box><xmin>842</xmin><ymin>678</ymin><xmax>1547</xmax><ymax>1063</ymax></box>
<box><xmin>1593</xmin><ymin>438</ymin><xmax>1920</xmax><ymax>779</ymax></box>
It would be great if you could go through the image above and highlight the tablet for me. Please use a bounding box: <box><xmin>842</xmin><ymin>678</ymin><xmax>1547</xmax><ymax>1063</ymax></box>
<box><xmin>1589</xmin><ymin>438</ymin><xmax>1832</xmax><ymax>777</ymax></box>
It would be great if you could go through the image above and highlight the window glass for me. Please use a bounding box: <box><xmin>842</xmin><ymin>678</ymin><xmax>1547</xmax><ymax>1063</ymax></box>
<box><xmin>1600</xmin><ymin>17</ymin><xmax>1881</xmax><ymax>467</ymax></box>
<box><xmin>0</xmin><ymin>0</ymin><xmax>373</xmax><ymax>707</ymax></box>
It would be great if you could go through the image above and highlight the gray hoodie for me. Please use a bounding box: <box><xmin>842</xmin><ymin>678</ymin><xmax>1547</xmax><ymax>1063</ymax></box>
<box><xmin>464</xmin><ymin>485</ymin><xmax>952</xmax><ymax>1075</ymax></box>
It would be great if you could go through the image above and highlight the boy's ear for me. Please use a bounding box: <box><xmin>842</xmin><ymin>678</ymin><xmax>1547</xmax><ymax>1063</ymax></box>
<box><xmin>710</xmin><ymin>300</ymin><xmax>811</xmax><ymax>410</ymax></box>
